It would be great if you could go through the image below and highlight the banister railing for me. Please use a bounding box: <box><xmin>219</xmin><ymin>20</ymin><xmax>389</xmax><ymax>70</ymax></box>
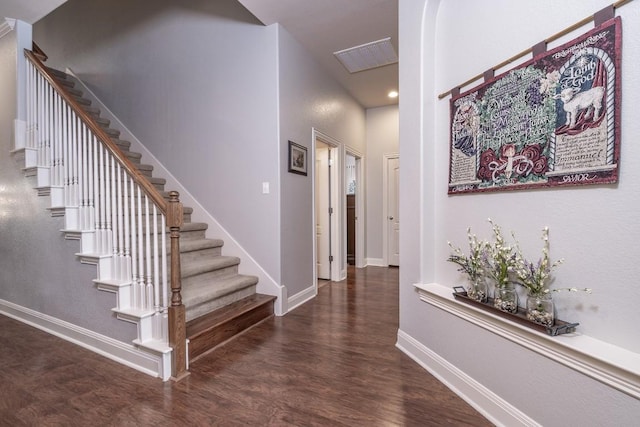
<box><xmin>23</xmin><ymin>49</ymin><xmax>187</xmax><ymax>379</ymax></box>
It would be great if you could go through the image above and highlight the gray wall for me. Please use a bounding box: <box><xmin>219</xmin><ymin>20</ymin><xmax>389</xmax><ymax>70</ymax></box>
<box><xmin>34</xmin><ymin>0</ymin><xmax>282</xmax><ymax>282</ymax></box>
<box><xmin>365</xmin><ymin>105</ymin><xmax>398</xmax><ymax>264</ymax></box>
<box><xmin>278</xmin><ymin>25</ymin><xmax>366</xmax><ymax>299</ymax></box>
<box><xmin>0</xmin><ymin>29</ymin><xmax>135</xmax><ymax>343</ymax></box>
<box><xmin>400</xmin><ymin>0</ymin><xmax>640</xmax><ymax>424</ymax></box>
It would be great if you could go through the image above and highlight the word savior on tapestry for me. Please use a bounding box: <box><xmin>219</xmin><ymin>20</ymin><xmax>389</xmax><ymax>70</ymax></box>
<box><xmin>448</xmin><ymin>17</ymin><xmax>621</xmax><ymax>194</ymax></box>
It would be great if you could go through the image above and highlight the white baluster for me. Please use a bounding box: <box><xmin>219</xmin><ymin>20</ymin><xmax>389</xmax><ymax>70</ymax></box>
<box><xmin>63</xmin><ymin>104</ymin><xmax>70</xmax><ymax>206</ymax></box>
<box><xmin>73</xmin><ymin>117</ymin><xmax>82</xmax><ymax>209</ymax></box>
<box><xmin>98</xmin><ymin>148</ymin><xmax>105</xmax><ymax>257</ymax></box>
<box><xmin>39</xmin><ymin>82</ymin><xmax>47</xmax><ymax>167</ymax></box>
<box><xmin>54</xmin><ymin>93</ymin><xmax>62</xmax><ymax>187</ymax></box>
<box><xmin>161</xmin><ymin>214</ymin><xmax>167</xmax><ymax>310</ymax></box>
<box><xmin>36</xmin><ymin>76</ymin><xmax>43</xmax><ymax>164</ymax></box>
<box><xmin>153</xmin><ymin>204</ymin><xmax>160</xmax><ymax>312</ymax></box>
<box><xmin>25</xmin><ymin>62</ymin><xmax>32</xmax><ymax>149</ymax></box>
<box><xmin>36</xmin><ymin>72</ymin><xmax>42</xmax><ymax>154</ymax></box>
<box><xmin>111</xmin><ymin>158</ymin><xmax>120</xmax><ymax>279</ymax></box>
<box><xmin>104</xmin><ymin>155</ymin><xmax>113</xmax><ymax>257</ymax></box>
<box><xmin>98</xmin><ymin>144</ymin><xmax>105</xmax><ymax>255</ymax></box>
<box><xmin>90</xmin><ymin>135</ymin><xmax>100</xmax><ymax>252</ymax></box>
<box><xmin>137</xmin><ymin>186</ymin><xmax>144</xmax><ymax>309</ymax></box>
<box><xmin>130</xmin><ymin>179</ymin><xmax>138</xmax><ymax>308</ymax></box>
<box><xmin>87</xmin><ymin>134</ymin><xmax>94</xmax><ymax>232</ymax></box>
<box><xmin>123</xmin><ymin>173</ymin><xmax>131</xmax><ymax>282</ymax></box>
<box><xmin>114</xmin><ymin>161</ymin><xmax>122</xmax><ymax>278</ymax></box>
<box><xmin>145</xmin><ymin>195</ymin><xmax>152</xmax><ymax>310</ymax></box>
<box><xmin>46</xmin><ymin>84</ymin><xmax>52</xmax><ymax>168</ymax></box>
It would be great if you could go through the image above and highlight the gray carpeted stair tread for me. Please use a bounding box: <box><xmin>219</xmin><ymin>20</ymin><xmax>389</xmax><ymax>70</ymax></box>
<box><xmin>84</xmin><ymin>106</ymin><xmax>101</xmax><ymax>116</ymax></box>
<box><xmin>66</xmin><ymin>86</ymin><xmax>83</xmax><ymax>97</ymax></box>
<box><xmin>73</xmin><ymin>96</ymin><xmax>91</xmax><ymax>106</ymax></box>
<box><xmin>180</xmin><ymin>256</ymin><xmax>240</xmax><ymax>280</ymax></box>
<box><xmin>46</xmin><ymin>67</ymin><xmax>68</xmax><ymax>79</ymax></box>
<box><xmin>112</xmin><ymin>138</ymin><xmax>131</xmax><ymax>151</ymax></box>
<box><xmin>183</xmin><ymin>274</ymin><xmax>259</xmax><ymax>308</ymax></box>
<box><xmin>178</xmin><ymin>238</ymin><xmax>224</xmax><ymax>254</ymax></box>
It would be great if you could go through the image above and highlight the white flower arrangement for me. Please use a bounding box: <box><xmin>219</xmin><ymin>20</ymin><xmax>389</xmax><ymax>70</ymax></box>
<box><xmin>447</xmin><ymin>227</ymin><xmax>486</xmax><ymax>282</ymax></box>
<box><xmin>483</xmin><ymin>218</ymin><xmax>516</xmax><ymax>289</ymax></box>
<box><xmin>512</xmin><ymin>226</ymin><xmax>591</xmax><ymax>296</ymax></box>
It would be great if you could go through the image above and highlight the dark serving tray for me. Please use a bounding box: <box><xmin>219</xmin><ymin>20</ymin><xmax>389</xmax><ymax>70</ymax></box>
<box><xmin>452</xmin><ymin>287</ymin><xmax>579</xmax><ymax>336</ymax></box>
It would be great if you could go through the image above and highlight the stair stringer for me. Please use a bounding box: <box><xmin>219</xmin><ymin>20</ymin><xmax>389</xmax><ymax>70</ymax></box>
<box><xmin>67</xmin><ymin>67</ymin><xmax>287</xmax><ymax>316</ymax></box>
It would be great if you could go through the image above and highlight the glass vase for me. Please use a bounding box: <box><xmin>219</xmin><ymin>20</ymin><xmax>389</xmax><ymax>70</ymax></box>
<box><xmin>493</xmin><ymin>284</ymin><xmax>518</xmax><ymax>314</ymax></box>
<box><xmin>467</xmin><ymin>277</ymin><xmax>488</xmax><ymax>303</ymax></box>
<box><xmin>526</xmin><ymin>294</ymin><xmax>555</xmax><ymax>327</ymax></box>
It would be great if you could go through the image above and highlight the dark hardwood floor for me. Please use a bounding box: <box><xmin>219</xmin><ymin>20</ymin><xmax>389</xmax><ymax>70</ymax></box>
<box><xmin>0</xmin><ymin>266</ymin><xmax>491</xmax><ymax>426</ymax></box>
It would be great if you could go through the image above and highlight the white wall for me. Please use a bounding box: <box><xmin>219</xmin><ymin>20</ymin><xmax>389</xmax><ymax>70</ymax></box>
<box><xmin>0</xmin><ymin>28</ymin><xmax>135</xmax><ymax>343</ymax></box>
<box><xmin>365</xmin><ymin>105</ymin><xmax>399</xmax><ymax>264</ymax></box>
<box><xmin>399</xmin><ymin>0</ymin><xmax>640</xmax><ymax>424</ymax></box>
<box><xmin>278</xmin><ymin>25</ymin><xmax>366</xmax><ymax>299</ymax></box>
<box><xmin>33</xmin><ymin>0</ymin><xmax>282</xmax><ymax>282</ymax></box>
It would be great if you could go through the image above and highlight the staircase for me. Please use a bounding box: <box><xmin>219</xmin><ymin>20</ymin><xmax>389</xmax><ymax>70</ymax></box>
<box><xmin>20</xmin><ymin>53</ymin><xmax>275</xmax><ymax>373</ymax></box>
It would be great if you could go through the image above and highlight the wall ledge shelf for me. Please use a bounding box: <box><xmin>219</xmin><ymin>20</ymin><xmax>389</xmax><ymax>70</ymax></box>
<box><xmin>414</xmin><ymin>282</ymin><xmax>640</xmax><ymax>400</ymax></box>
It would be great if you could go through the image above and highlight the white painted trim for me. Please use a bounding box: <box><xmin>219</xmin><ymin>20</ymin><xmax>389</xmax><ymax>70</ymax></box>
<box><xmin>382</xmin><ymin>153</ymin><xmax>399</xmax><ymax>267</ymax></box>
<box><xmin>414</xmin><ymin>282</ymin><xmax>640</xmax><ymax>400</ymax></box>
<box><xmin>287</xmin><ymin>285</ymin><xmax>317</xmax><ymax>313</ymax></box>
<box><xmin>66</xmin><ymin>68</ymin><xmax>285</xmax><ymax>316</ymax></box>
<box><xmin>312</xmin><ymin>128</ymin><xmax>345</xmax><ymax>283</ymax></box>
<box><xmin>0</xmin><ymin>299</ymin><xmax>171</xmax><ymax>381</ymax></box>
<box><xmin>365</xmin><ymin>257</ymin><xmax>386</xmax><ymax>267</ymax></box>
<box><xmin>0</xmin><ymin>18</ymin><xmax>16</xmax><ymax>39</ymax></box>
<box><xmin>396</xmin><ymin>329</ymin><xmax>539</xmax><ymax>427</ymax></box>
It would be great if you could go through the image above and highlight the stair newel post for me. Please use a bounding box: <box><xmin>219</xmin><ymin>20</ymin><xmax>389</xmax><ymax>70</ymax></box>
<box><xmin>167</xmin><ymin>191</ymin><xmax>188</xmax><ymax>380</ymax></box>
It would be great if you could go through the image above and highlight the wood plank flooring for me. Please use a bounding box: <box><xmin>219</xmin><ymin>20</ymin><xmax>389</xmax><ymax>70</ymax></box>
<box><xmin>0</xmin><ymin>266</ymin><xmax>492</xmax><ymax>426</ymax></box>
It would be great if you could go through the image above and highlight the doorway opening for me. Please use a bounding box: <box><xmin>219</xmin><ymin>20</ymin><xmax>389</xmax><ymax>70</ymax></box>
<box><xmin>383</xmin><ymin>154</ymin><xmax>399</xmax><ymax>267</ymax></box>
<box><xmin>345</xmin><ymin>147</ymin><xmax>364</xmax><ymax>269</ymax></box>
<box><xmin>313</xmin><ymin>129</ymin><xmax>344</xmax><ymax>286</ymax></box>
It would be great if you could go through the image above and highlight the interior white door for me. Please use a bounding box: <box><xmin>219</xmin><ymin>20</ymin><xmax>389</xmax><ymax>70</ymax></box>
<box><xmin>316</xmin><ymin>143</ymin><xmax>331</xmax><ymax>279</ymax></box>
<box><xmin>387</xmin><ymin>157</ymin><xmax>400</xmax><ymax>266</ymax></box>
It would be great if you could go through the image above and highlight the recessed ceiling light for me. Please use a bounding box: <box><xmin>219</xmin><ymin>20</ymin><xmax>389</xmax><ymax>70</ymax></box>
<box><xmin>333</xmin><ymin>37</ymin><xmax>398</xmax><ymax>74</ymax></box>
<box><xmin>388</xmin><ymin>91</ymin><xmax>399</xmax><ymax>98</ymax></box>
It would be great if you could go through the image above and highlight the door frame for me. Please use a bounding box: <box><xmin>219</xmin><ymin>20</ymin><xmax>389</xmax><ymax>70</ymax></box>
<box><xmin>312</xmin><ymin>128</ymin><xmax>344</xmax><ymax>285</ymax></box>
<box><xmin>383</xmin><ymin>153</ymin><xmax>399</xmax><ymax>266</ymax></box>
<box><xmin>345</xmin><ymin>147</ymin><xmax>365</xmax><ymax>269</ymax></box>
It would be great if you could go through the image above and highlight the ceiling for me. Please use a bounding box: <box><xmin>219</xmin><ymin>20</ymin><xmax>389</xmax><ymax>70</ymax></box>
<box><xmin>238</xmin><ymin>0</ymin><xmax>399</xmax><ymax>109</ymax></box>
<box><xmin>2</xmin><ymin>0</ymin><xmax>399</xmax><ymax>109</ymax></box>
<box><xmin>0</xmin><ymin>0</ymin><xmax>66</xmax><ymax>25</ymax></box>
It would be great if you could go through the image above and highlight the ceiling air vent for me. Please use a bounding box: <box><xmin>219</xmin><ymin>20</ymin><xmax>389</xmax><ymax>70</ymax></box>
<box><xmin>333</xmin><ymin>37</ymin><xmax>398</xmax><ymax>74</ymax></box>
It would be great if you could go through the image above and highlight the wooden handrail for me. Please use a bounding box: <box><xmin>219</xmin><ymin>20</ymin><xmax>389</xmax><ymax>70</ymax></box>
<box><xmin>24</xmin><ymin>49</ymin><xmax>169</xmax><ymax>213</ymax></box>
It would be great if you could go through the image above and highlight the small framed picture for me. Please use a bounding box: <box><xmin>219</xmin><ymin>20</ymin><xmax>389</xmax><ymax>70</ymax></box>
<box><xmin>288</xmin><ymin>140</ymin><xmax>308</xmax><ymax>176</ymax></box>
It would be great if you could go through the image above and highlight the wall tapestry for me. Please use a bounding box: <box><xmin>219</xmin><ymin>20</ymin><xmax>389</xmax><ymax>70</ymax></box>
<box><xmin>448</xmin><ymin>17</ymin><xmax>621</xmax><ymax>194</ymax></box>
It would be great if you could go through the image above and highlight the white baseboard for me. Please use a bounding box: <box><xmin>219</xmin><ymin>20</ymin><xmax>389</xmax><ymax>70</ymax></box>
<box><xmin>365</xmin><ymin>257</ymin><xmax>387</xmax><ymax>267</ymax></box>
<box><xmin>287</xmin><ymin>285</ymin><xmax>317</xmax><ymax>313</ymax></box>
<box><xmin>66</xmin><ymin>68</ymin><xmax>285</xmax><ymax>316</ymax></box>
<box><xmin>396</xmin><ymin>329</ymin><xmax>539</xmax><ymax>427</ymax></box>
<box><xmin>0</xmin><ymin>299</ymin><xmax>170</xmax><ymax>381</ymax></box>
